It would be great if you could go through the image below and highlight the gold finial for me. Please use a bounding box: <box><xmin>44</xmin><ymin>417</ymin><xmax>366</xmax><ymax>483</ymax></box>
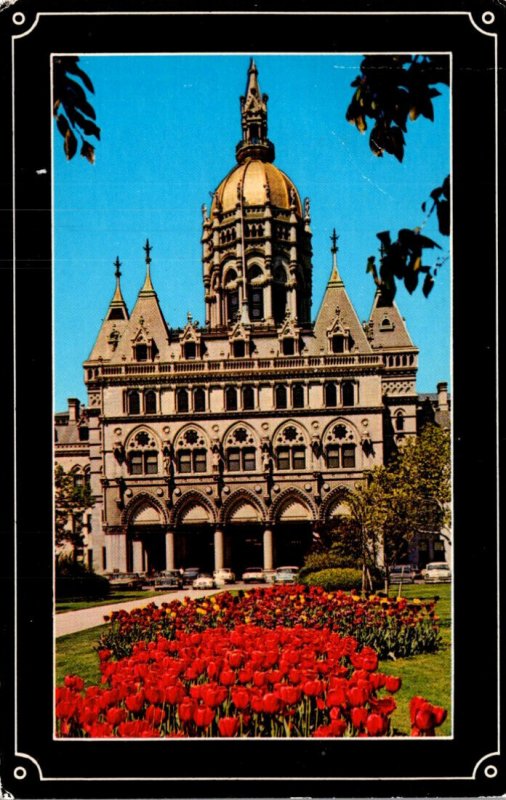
<box><xmin>140</xmin><ymin>239</ymin><xmax>155</xmax><ymax>294</ymax></box>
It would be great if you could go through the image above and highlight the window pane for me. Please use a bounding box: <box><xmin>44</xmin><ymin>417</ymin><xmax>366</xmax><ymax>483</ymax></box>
<box><xmin>283</xmin><ymin>338</ymin><xmax>295</xmax><ymax>355</ymax></box>
<box><xmin>136</xmin><ymin>344</ymin><xmax>148</xmax><ymax>361</ymax></box>
<box><xmin>194</xmin><ymin>450</ymin><xmax>207</xmax><ymax>473</ymax></box>
<box><xmin>292</xmin><ymin>448</ymin><xmax>306</xmax><ymax>470</ymax></box>
<box><xmin>233</xmin><ymin>340</ymin><xmax>245</xmax><ymax>358</ymax></box>
<box><xmin>184</xmin><ymin>342</ymin><xmax>196</xmax><ymax>359</ymax></box>
<box><xmin>128</xmin><ymin>391</ymin><xmax>140</xmax><ymax>415</ymax></box>
<box><xmin>178</xmin><ymin>452</ymin><xmax>192</xmax><ymax>473</ymax></box>
<box><xmin>324</xmin><ymin>383</ymin><xmax>337</xmax><ymax>407</ymax></box>
<box><xmin>177</xmin><ymin>389</ymin><xmax>189</xmax><ymax>412</ymax></box>
<box><xmin>277</xmin><ymin>448</ymin><xmax>290</xmax><ymax>470</ymax></box>
<box><xmin>342</xmin><ymin>445</ymin><xmax>356</xmax><ymax>468</ymax></box>
<box><xmin>227</xmin><ymin>449</ymin><xmax>241</xmax><ymax>471</ymax></box>
<box><xmin>227</xmin><ymin>290</ymin><xmax>239</xmax><ymax>322</ymax></box>
<box><xmin>292</xmin><ymin>384</ymin><xmax>304</xmax><ymax>408</ymax></box>
<box><xmin>342</xmin><ymin>382</ymin><xmax>354</xmax><ymax>407</ymax></box>
<box><xmin>243</xmin><ymin>386</ymin><xmax>255</xmax><ymax>410</ymax></box>
<box><xmin>332</xmin><ymin>335</ymin><xmax>344</xmax><ymax>353</ymax></box>
<box><xmin>243</xmin><ymin>448</ymin><xmax>256</xmax><ymax>471</ymax></box>
<box><xmin>249</xmin><ymin>287</ymin><xmax>264</xmax><ymax>320</ymax></box>
<box><xmin>145</xmin><ymin>391</ymin><xmax>156</xmax><ymax>414</ymax></box>
<box><xmin>275</xmin><ymin>385</ymin><xmax>287</xmax><ymax>409</ymax></box>
<box><xmin>145</xmin><ymin>452</ymin><xmax>158</xmax><ymax>474</ymax></box>
<box><xmin>327</xmin><ymin>446</ymin><xmax>340</xmax><ymax>468</ymax></box>
<box><xmin>226</xmin><ymin>387</ymin><xmax>238</xmax><ymax>411</ymax></box>
<box><xmin>194</xmin><ymin>388</ymin><xmax>206</xmax><ymax>412</ymax></box>
<box><xmin>395</xmin><ymin>413</ymin><xmax>404</xmax><ymax>431</ymax></box>
<box><xmin>130</xmin><ymin>453</ymin><xmax>143</xmax><ymax>474</ymax></box>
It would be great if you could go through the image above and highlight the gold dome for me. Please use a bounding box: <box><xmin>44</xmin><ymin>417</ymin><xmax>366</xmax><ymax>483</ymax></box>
<box><xmin>212</xmin><ymin>158</ymin><xmax>302</xmax><ymax>216</ymax></box>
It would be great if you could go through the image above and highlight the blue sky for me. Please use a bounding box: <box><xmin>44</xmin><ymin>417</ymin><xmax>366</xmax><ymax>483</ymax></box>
<box><xmin>53</xmin><ymin>54</ymin><xmax>450</xmax><ymax>411</ymax></box>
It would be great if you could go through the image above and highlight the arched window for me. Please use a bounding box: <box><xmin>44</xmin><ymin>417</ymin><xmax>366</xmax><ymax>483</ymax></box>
<box><xmin>275</xmin><ymin>385</ymin><xmax>287</xmax><ymax>410</ymax></box>
<box><xmin>226</xmin><ymin>386</ymin><xmax>238</xmax><ymax>411</ymax></box>
<box><xmin>177</xmin><ymin>389</ymin><xmax>189</xmax><ymax>413</ymax></box>
<box><xmin>145</xmin><ymin>390</ymin><xmax>156</xmax><ymax>414</ymax></box>
<box><xmin>324</xmin><ymin>423</ymin><xmax>357</xmax><ymax>470</ymax></box>
<box><xmin>175</xmin><ymin>428</ymin><xmax>208</xmax><ymax>474</ymax></box>
<box><xmin>128</xmin><ymin>391</ymin><xmax>140</xmax><ymax>415</ymax></box>
<box><xmin>243</xmin><ymin>386</ymin><xmax>255</xmax><ymax>410</ymax></box>
<box><xmin>194</xmin><ymin>388</ymin><xmax>206</xmax><ymax>412</ymax></box>
<box><xmin>342</xmin><ymin>381</ymin><xmax>355</xmax><ymax>407</ymax></box>
<box><xmin>292</xmin><ymin>384</ymin><xmax>304</xmax><ymax>409</ymax></box>
<box><xmin>224</xmin><ymin>426</ymin><xmax>257</xmax><ymax>472</ymax></box>
<box><xmin>324</xmin><ymin>383</ymin><xmax>337</xmax><ymax>408</ymax></box>
<box><xmin>227</xmin><ymin>290</ymin><xmax>239</xmax><ymax>323</ymax></box>
<box><xmin>274</xmin><ymin>425</ymin><xmax>307</xmax><ymax>470</ymax></box>
<box><xmin>395</xmin><ymin>411</ymin><xmax>405</xmax><ymax>431</ymax></box>
<box><xmin>248</xmin><ymin>286</ymin><xmax>264</xmax><ymax>321</ymax></box>
<box><xmin>127</xmin><ymin>430</ymin><xmax>159</xmax><ymax>475</ymax></box>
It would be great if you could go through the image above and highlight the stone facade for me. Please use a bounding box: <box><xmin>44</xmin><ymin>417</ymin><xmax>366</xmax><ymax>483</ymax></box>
<box><xmin>55</xmin><ymin>60</ymin><xmax>443</xmax><ymax>576</ymax></box>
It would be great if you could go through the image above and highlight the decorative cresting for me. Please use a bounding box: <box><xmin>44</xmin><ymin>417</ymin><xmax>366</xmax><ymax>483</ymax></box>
<box><xmin>171</xmin><ymin>490</ymin><xmax>217</xmax><ymax>527</ymax></box>
<box><xmin>322</xmin><ymin>418</ymin><xmax>360</xmax><ymax>471</ymax></box>
<box><xmin>219</xmin><ymin>488</ymin><xmax>267</xmax><ymax>526</ymax></box>
<box><xmin>202</xmin><ymin>59</ymin><xmax>313</xmax><ymax>330</ymax></box>
<box><xmin>318</xmin><ymin>484</ymin><xmax>353</xmax><ymax>524</ymax></box>
<box><xmin>121</xmin><ymin>491</ymin><xmax>169</xmax><ymax>527</ymax></box>
<box><xmin>268</xmin><ymin>487</ymin><xmax>317</xmax><ymax>525</ymax></box>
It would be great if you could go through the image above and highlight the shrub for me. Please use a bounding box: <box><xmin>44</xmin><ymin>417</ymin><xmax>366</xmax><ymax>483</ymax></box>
<box><xmin>298</xmin><ymin>551</ymin><xmax>351</xmax><ymax>580</ymax></box>
<box><xmin>302</xmin><ymin>568</ymin><xmax>363</xmax><ymax>592</ymax></box>
<box><xmin>56</xmin><ymin>557</ymin><xmax>110</xmax><ymax>601</ymax></box>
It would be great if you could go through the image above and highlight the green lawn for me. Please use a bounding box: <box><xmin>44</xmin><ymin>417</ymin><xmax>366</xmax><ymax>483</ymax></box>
<box><xmin>381</xmin><ymin>583</ymin><xmax>451</xmax><ymax>736</ymax></box>
<box><xmin>56</xmin><ymin>589</ymin><xmax>160</xmax><ymax>613</ymax></box>
<box><xmin>55</xmin><ymin>583</ymin><xmax>451</xmax><ymax>737</ymax></box>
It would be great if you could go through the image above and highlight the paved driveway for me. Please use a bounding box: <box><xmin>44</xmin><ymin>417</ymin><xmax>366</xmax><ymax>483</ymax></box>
<box><xmin>55</xmin><ymin>583</ymin><xmax>263</xmax><ymax>638</ymax></box>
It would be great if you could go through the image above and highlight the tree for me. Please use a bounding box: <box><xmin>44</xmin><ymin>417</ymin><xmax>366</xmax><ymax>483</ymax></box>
<box><xmin>346</xmin><ymin>55</ymin><xmax>450</xmax><ymax>301</ymax></box>
<box><xmin>53</xmin><ymin>57</ymin><xmax>100</xmax><ymax>163</ymax></box>
<box><xmin>364</xmin><ymin>424</ymin><xmax>451</xmax><ymax>591</ymax></box>
<box><xmin>54</xmin><ymin>464</ymin><xmax>94</xmax><ymax>558</ymax></box>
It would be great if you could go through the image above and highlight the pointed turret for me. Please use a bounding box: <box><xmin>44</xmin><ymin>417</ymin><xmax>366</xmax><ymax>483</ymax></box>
<box><xmin>236</xmin><ymin>58</ymin><xmax>275</xmax><ymax>164</ymax></box>
<box><xmin>367</xmin><ymin>290</ymin><xmax>416</xmax><ymax>349</ymax></box>
<box><xmin>114</xmin><ymin>240</ymin><xmax>172</xmax><ymax>362</ymax></box>
<box><xmin>312</xmin><ymin>233</ymin><xmax>372</xmax><ymax>353</ymax></box>
<box><xmin>86</xmin><ymin>257</ymin><xmax>130</xmax><ymax>360</ymax></box>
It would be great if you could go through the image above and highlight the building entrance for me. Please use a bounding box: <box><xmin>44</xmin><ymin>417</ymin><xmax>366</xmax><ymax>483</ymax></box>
<box><xmin>176</xmin><ymin>525</ymin><xmax>214</xmax><ymax>571</ymax></box>
<box><xmin>274</xmin><ymin>522</ymin><xmax>312</xmax><ymax>567</ymax></box>
<box><xmin>227</xmin><ymin>524</ymin><xmax>264</xmax><ymax>576</ymax></box>
<box><xmin>128</xmin><ymin>527</ymin><xmax>166</xmax><ymax>573</ymax></box>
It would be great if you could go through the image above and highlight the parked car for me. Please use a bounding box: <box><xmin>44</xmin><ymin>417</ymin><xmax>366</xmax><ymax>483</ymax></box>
<box><xmin>105</xmin><ymin>572</ymin><xmax>143</xmax><ymax>590</ymax></box>
<box><xmin>424</xmin><ymin>562</ymin><xmax>451</xmax><ymax>583</ymax></box>
<box><xmin>182</xmin><ymin>567</ymin><xmax>201</xmax><ymax>586</ymax></box>
<box><xmin>241</xmin><ymin>567</ymin><xmax>265</xmax><ymax>584</ymax></box>
<box><xmin>152</xmin><ymin>570</ymin><xmax>183</xmax><ymax>591</ymax></box>
<box><xmin>389</xmin><ymin>565</ymin><xmax>416</xmax><ymax>584</ymax></box>
<box><xmin>274</xmin><ymin>566</ymin><xmax>299</xmax><ymax>585</ymax></box>
<box><xmin>213</xmin><ymin>568</ymin><xmax>236</xmax><ymax>586</ymax></box>
<box><xmin>192</xmin><ymin>573</ymin><xmax>215</xmax><ymax>590</ymax></box>
<box><xmin>262</xmin><ymin>569</ymin><xmax>277</xmax><ymax>584</ymax></box>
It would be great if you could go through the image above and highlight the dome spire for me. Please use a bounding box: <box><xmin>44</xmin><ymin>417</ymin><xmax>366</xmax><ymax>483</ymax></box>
<box><xmin>236</xmin><ymin>58</ymin><xmax>275</xmax><ymax>164</ymax></box>
<box><xmin>111</xmin><ymin>256</ymin><xmax>126</xmax><ymax>304</ymax></box>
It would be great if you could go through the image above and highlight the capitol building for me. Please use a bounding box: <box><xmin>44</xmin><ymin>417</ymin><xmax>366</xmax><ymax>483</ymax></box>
<box><xmin>55</xmin><ymin>60</ymin><xmax>449</xmax><ymax>576</ymax></box>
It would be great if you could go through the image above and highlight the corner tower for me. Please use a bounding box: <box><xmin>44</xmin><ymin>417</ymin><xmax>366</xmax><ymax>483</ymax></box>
<box><xmin>202</xmin><ymin>59</ymin><xmax>313</xmax><ymax>330</ymax></box>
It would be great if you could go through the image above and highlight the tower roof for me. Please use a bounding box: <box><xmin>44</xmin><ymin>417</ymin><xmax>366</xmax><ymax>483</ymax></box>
<box><xmin>367</xmin><ymin>290</ymin><xmax>416</xmax><ymax>349</ymax></box>
<box><xmin>212</xmin><ymin>159</ymin><xmax>302</xmax><ymax>215</ymax></box>
<box><xmin>86</xmin><ymin>257</ymin><xmax>130</xmax><ymax>361</ymax></box>
<box><xmin>313</xmin><ymin>235</ymin><xmax>372</xmax><ymax>353</ymax></box>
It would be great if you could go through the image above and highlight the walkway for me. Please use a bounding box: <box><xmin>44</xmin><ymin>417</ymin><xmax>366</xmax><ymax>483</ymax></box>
<box><xmin>55</xmin><ymin>588</ymin><xmax>220</xmax><ymax>638</ymax></box>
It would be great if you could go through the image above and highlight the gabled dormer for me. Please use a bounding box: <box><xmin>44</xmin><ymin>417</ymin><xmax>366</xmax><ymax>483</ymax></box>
<box><xmin>228</xmin><ymin>320</ymin><xmax>251</xmax><ymax>358</ymax></box>
<box><xmin>278</xmin><ymin>314</ymin><xmax>301</xmax><ymax>356</ymax></box>
<box><xmin>179</xmin><ymin>312</ymin><xmax>203</xmax><ymax>360</ymax></box>
<box><xmin>325</xmin><ymin>305</ymin><xmax>354</xmax><ymax>354</ymax></box>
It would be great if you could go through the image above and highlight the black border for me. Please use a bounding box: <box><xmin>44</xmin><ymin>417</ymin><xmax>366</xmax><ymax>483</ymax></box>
<box><xmin>1</xmin><ymin>1</ymin><xmax>503</xmax><ymax>796</ymax></box>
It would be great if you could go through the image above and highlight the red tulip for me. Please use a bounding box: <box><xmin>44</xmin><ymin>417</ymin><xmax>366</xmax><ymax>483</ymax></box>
<box><xmin>218</xmin><ymin>716</ymin><xmax>240</xmax><ymax>737</ymax></box>
<box><xmin>262</xmin><ymin>693</ymin><xmax>281</xmax><ymax>714</ymax></box>
<box><xmin>106</xmin><ymin>707</ymin><xmax>127</xmax><ymax>726</ymax></box>
<box><xmin>384</xmin><ymin>675</ymin><xmax>402</xmax><ymax>693</ymax></box>
<box><xmin>145</xmin><ymin>704</ymin><xmax>166</xmax><ymax>726</ymax></box>
<box><xmin>351</xmin><ymin>707</ymin><xmax>368</xmax><ymax>729</ymax></box>
<box><xmin>231</xmin><ymin>687</ymin><xmax>250</xmax><ymax>710</ymax></box>
<box><xmin>366</xmin><ymin>713</ymin><xmax>388</xmax><ymax>736</ymax></box>
<box><xmin>125</xmin><ymin>692</ymin><xmax>145</xmax><ymax>713</ymax></box>
<box><xmin>194</xmin><ymin>705</ymin><xmax>215</xmax><ymax>728</ymax></box>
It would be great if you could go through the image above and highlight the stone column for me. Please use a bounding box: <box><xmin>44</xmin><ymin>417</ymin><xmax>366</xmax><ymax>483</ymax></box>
<box><xmin>165</xmin><ymin>529</ymin><xmax>175</xmax><ymax>570</ymax></box>
<box><xmin>132</xmin><ymin>539</ymin><xmax>144</xmax><ymax>573</ymax></box>
<box><xmin>263</xmin><ymin>527</ymin><xmax>273</xmax><ymax>570</ymax></box>
<box><xmin>214</xmin><ymin>528</ymin><xmax>224</xmax><ymax>571</ymax></box>
<box><xmin>118</xmin><ymin>533</ymin><xmax>128</xmax><ymax>572</ymax></box>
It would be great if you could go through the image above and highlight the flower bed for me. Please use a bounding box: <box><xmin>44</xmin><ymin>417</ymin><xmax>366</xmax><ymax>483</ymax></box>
<box><xmin>98</xmin><ymin>585</ymin><xmax>441</xmax><ymax>660</ymax></box>
<box><xmin>56</xmin><ymin>625</ymin><xmax>446</xmax><ymax>738</ymax></box>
